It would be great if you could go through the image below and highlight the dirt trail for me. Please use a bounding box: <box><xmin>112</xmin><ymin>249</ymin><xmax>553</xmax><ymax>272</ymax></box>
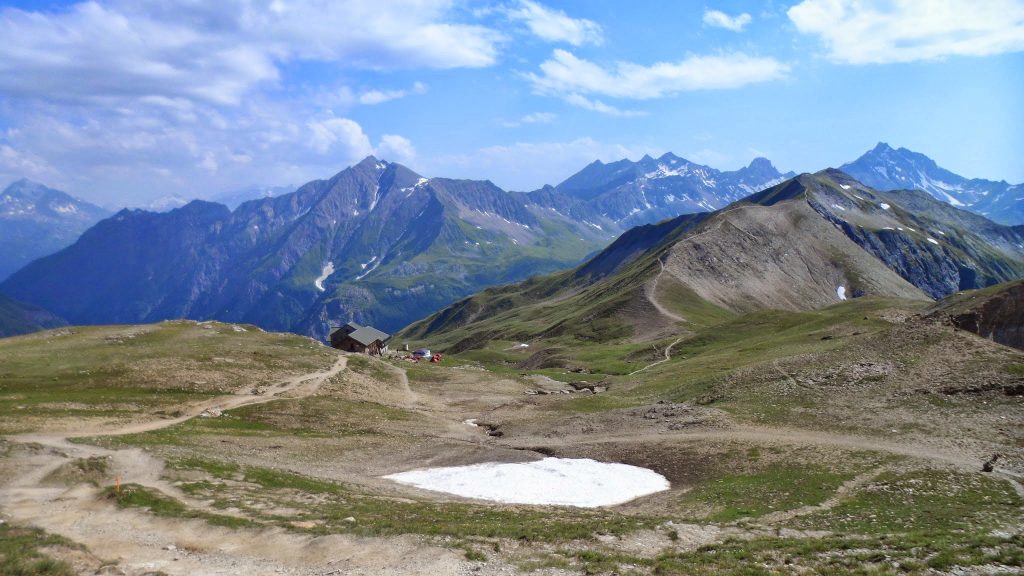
<box><xmin>759</xmin><ymin>466</ymin><xmax>890</xmax><ymax>524</ymax></box>
<box><xmin>628</xmin><ymin>337</ymin><xmax>683</xmax><ymax>376</ymax></box>
<box><xmin>645</xmin><ymin>258</ymin><xmax>685</xmax><ymax>323</ymax></box>
<box><xmin>508</xmin><ymin>425</ymin><xmax>988</xmax><ymax>471</ymax></box>
<box><xmin>0</xmin><ymin>354</ymin><xmax>508</xmax><ymax>576</ymax></box>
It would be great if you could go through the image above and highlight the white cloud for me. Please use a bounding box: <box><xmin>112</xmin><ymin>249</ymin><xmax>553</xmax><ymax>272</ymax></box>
<box><xmin>502</xmin><ymin>112</ymin><xmax>557</xmax><ymax>127</ymax></box>
<box><xmin>562</xmin><ymin>94</ymin><xmax>644</xmax><ymax>117</ymax></box>
<box><xmin>0</xmin><ymin>1</ymin><xmax>498</xmax><ymax>107</ymax></box>
<box><xmin>199</xmin><ymin>152</ymin><xmax>219</xmax><ymax>173</ymax></box>
<box><xmin>358</xmin><ymin>82</ymin><xmax>429</xmax><ymax>105</ymax></box>
<box><xmin>307</xmin><ymin>118</ymin><xmax>374</xmax><ymax>156</ymax></box>
<box><xmin>506</xmin><ymin>0</ymin><xmax>603</xmax><ymax>46</ymax></box>
<box><xmin>528</xmin><ymin>49</ymin><xmax>789</xmax><ymax>99</ymax></box>
<box><xmin>0</xmin><ymin>1</ymin><xmax>478</xmax><ymax>205</ymax></box>
<box><xmin>703</xmin><ymin>9</ymin><xmax>752</xmax><ymax>32</ymax></box>
<box><xmin>427</xmin><ymin>138</ymin><xmax>659</xmax><ymax>191</ymax></box>
<box><xmin>788</xmin><ymin>0</ymin><xmax>1024</xmax><ymax>64</ymax></box>
<box><xmin>376</xmin><ymin>134</ymin><xmax>417</xmax><ymax>163</ymax></box>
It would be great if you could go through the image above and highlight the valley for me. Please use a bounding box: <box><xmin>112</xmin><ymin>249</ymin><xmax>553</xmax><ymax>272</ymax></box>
<box><xmin>2</xmin><ymin>169</ymin><xmax>1023</xmax><ymax>575</ymax></box>
<box><xmin>2</xmin><ymin>3</ymin><xmax>1022</xmax><ymax>575</ymax></box>
<box><xmin>1</xmin><ymin>276</ymin><xmax>1021</xmax><ymax>575</ymax></box>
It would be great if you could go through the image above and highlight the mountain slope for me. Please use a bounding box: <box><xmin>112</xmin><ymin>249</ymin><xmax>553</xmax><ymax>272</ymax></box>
<box><xmin>927</xmin><ymin>279</ymin><xmax>1024</xmax><ymax>350</ymax></box>
<box><xmin>0</xmin><ymin>293</ymin><xmax>66</xmax><ymax>338</ymax></box>
<box><xmin>1</xmin><ymin>157</ymin><xmax>608</xmax><ymax>338</ymax></box>
<box><xmin>840</xmin><ymin>142</ymin><xmax>1024</xmax><ymax>225</ymax></box>
<box><xmin>402</xmin><ymin>171</ymin><xmax>1024</xmax><ymax>349</ymax></box>
<box><xmin>0</xmin><ymin>179</ymin><xmax>110</xmax><ymax>280</ymax></box>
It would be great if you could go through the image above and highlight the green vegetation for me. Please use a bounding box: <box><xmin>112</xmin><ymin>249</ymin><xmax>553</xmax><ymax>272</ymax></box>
<box><xmin>791</xmin><ymin>469</ymin><xmax>1022</xmax><ymax>534</ymax></box>
<box><xmin>165</xmin><ymin>458</ymin><xmax>658</xmax><ymax>542</ymax></box>
<box><xmin>650</xmin><ymin>532</ymin><xmax>1024</xmax><ymax>575</ymax></box>
<box><xmin>82</xmin><ymin>392</ymin><xmax>418</xmax><ymax>448</ymax></box>
<box><xmin>681</xmin><ymin>463</ymin><xmax>847</xmax><ymax>522</ymax></box>
<box><xmin>0</xmin><ymin>321</ymin><xmax>334</xmax><ymax>433</ymax></box>
<box><xmin>107</xmin><ymin>483</ymin><xmax>254</xmax><ymax>529</ymax></box>
<box><xmin>345</xmin><ymin>354</ymin><xmax>399</xmax><ymax>384</ymax></box>
<box><xmin>0</xmin><ymin>523</ymin><xmax>76</xmax><ymax>576</ymax></box>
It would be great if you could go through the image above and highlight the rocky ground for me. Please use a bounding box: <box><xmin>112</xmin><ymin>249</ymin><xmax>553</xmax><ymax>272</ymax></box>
<box><xmin>0</xmin><ymin>312</ymin><xmax>1022</xmax><ymax>575</ymax></box>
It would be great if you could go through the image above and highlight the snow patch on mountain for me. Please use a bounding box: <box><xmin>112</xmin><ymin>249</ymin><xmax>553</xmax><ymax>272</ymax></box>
<box><xmin>314</xmin><ymin>262</ymin><xmax>334</xmax><ymax>292</ymax></box>
<box><xmin>384</xmin><ymin>457</ymin><xmax>670</xmax><ymax>507</ymax></box>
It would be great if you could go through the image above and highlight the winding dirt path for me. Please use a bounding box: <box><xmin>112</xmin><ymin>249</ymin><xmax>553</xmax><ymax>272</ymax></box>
<box><xmin>645</xmin><ymin>257</ymin><xmax>685</xmax><ymax>323</ymax></box>
<box><xmin>628</xmin><ymin>337</ymin><xmax>684</xmax><ymax>376</ymax></box>
<box><xmin>0</xmin><ymin>354</ymin><xmax>502</xmax><ymax>576</ymax></box>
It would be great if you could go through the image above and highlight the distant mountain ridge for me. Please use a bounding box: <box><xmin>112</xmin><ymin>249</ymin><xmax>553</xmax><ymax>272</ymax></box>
<box><xmin>403</xmin><ymin>170</ymin><xmax>1024</xmax><ymax>348</ymax></box>
<box><xmin>532</xmin><ymin>153</ymin><xmax>793</xmax><ymax>229</ymax></box>
<box><xmin>0</xmin><ymin>158</ymin><xmax>611</xmax><ymax>338</ymax></box>
<box><xmin>0</xmin><ymin>179</ymin><xmax>110</xmax><ymax>280</ymax></box>
<box><xmin>1</xmin><ymin>153</ymin><xmax>792</xmax><ymax>339</ymax></box>
<box><xmin>0</xmin><ymin>292</ymin><xmax>66</xmax><ymax>337</ymax></box>
<box><xmin>840</xmin><ymin>143</ymin><xmax>1023</xmax><ymax>225</ymax></box>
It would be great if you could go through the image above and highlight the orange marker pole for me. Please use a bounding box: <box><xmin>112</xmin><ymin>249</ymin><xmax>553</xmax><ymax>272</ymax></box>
<box><xmin>116</xmin><ymin>475</ymin><xmax>121</xmax><ymax>496</ymax></box>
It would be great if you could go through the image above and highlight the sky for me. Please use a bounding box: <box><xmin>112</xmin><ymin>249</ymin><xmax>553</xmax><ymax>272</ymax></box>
<box><xmin>0</xmin><ymin>0</ymin><xmax>1022</xmax><ymax>207</ymax></box>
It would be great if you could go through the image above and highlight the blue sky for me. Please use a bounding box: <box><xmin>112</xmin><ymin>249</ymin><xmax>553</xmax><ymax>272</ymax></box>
<box><xmin>0</xmin><ymin>0</ymin><xmax>1022</xmax><ymax>206</ymax></box>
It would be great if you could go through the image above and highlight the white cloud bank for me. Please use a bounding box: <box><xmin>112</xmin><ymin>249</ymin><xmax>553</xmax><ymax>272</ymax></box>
<box><xmin>506</xmin><ymin>0</ymin><xmax>603</xmax><ymax>46</ymax></box>
<box><xmin>0</xmin><ymin>1</ymin><xmax>498</xmax><ymax>107</ymax></box>
<box><xmin>528</xmin><ymin>49</ymin><xmax>789</xmax><ymax>100</ymax></box>
<box><xmin>703</xmin><ymin>9</ymin><xmax>752</xmax><ymax>32</ymax></box>
<box><xmin>788</xmin><ymin>0</ymin><xmax>1024</xmax><ymax>64</ymax></box>
<box><xmin>0</xmin><ymin>1</ymin><xmax>489</xmax><ymax>204</ymax></box>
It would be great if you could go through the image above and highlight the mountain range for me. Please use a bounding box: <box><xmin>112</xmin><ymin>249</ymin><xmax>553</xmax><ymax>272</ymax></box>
<box><xmin>403</xmin><ymin>169</ymin><xmax>1024</xmax><ymax>347</ymax></box>
<box><xmin>1</xmin><ymin>144</ymin><xmax>1021</xmax><ymax>341</ymax></box>
<box><xmin>0</xmin><ymin>179</ymin><xmax>110</xmax><ymax>281</ymax></box>
<box><xmin>522</xmin><ymin>153</ymin><xmax>793</xmax><ymax>230</ymax></box>
<box><xmin>0</xmin><ymin>292</ymin><xmax>66</xmax><ymax>338</ymax></box>
<box><xmin>841</xmin><ymin>143</ymin><xmax>1023</xmax><ymax>225</ymax></box>
<box><xmin>0</xmin><ymin>154</ymin><xmax>793</xmax><ymax>339</ymax></box>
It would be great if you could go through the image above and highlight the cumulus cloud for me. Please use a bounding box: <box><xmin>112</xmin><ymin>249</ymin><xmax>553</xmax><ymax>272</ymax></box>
<box><xmin>307</xmin><ymin>118</ymin><xmax>374</xmax><ymax>157</ymax></box>
<box><xmin>0</xmin><ymin>1</ymin><xmax>497</xmax><ymax>107</ymax></box>
<box><xmin>703</xmin><ymin>9</ymin><xmax>752</xmax><ymax>31</ymax></box>
<box><xmin>376</xmin><ymin>134</ymin><xmax>417</xmax><ymax>163</ymax></box>
<box><xmin>505</xmin><ymin>0</ymin><xmax>603</xmax><ymax>45</ymax></box>
<box><xmin>0</xmin><ymin>1</ymin><xmax>481</xmax><ymax>204</ymax></box>
<box><xmin>788</xmin><ymin>0</ymin><xmax>1024</xmax><ymax>64</ymax></box>
<box><xmin>528</xmin><ymin>49</ymin><xmax>789</xmax><ymax>100</ymax></box>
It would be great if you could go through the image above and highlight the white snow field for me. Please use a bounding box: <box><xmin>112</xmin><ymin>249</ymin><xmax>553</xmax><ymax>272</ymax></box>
<box><xmin>837</xmin><ymin>286</ymin><xmax>847</xmax><ymax>300</ymax></box>
<box><xmin>384</xmin><ymin>457</ymin><xmax>670</xmax><ymax>508</ymax></box>
<box><xmin>314</xmin><ymin>262</ymin><xmax>334</xmax><ymax>292</ymax></box>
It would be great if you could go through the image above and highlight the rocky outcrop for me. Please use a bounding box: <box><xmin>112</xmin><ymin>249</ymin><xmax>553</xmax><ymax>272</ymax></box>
<box><xmin>942</xmin><ymin>282</ymin><xmax>1024</xmax><ymax>350</ymax></box>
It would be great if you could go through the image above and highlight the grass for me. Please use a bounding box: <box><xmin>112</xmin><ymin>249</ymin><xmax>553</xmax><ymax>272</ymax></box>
<box><xmin>0</xmin><ymin>321</ymin><xmax>335</xmax><ymax>432</ymax></box>
<box><xmin>107</xmin><ymin>483</ymin><xmax>255</xmax><ymax>529</ymax></box>
<box><xmin>679</xmin><ymin>463</ymin><xmax>848</xmax><ymax>522</ymax></box>
<box><xmin>345</xmin><ymin>355</ymin><xmax>399</xmax><ymax>384</ymax></box>
<box><xmin>78</xmin><ymin>398</ymin><xmax>412</xmax><ymax>449</ymax></box>
<box><xmin>166</xmin><ymin>457</ymin><xmax>660</xmax><ymax>542</ymax></box>
<box><xmin>0</xmin><ymin>523</ymin><xmax>77</xmax><ymax>576</ymax></box>
<box><xmin>649</xmin><ymin>532</ymin><xmax>1024</xmax><ymax>575</ymax></box>
<box><xmin>789</xmin><ymin>469</ymin><xmax>1023</xmax><ymax>535</ymax></box>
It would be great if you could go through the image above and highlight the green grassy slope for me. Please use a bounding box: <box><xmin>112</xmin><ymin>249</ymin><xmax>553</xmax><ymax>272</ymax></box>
<box><xmin>0</xmin><ymin>320</ymin><xmax>335</xmax><ymax>433</ymax></box>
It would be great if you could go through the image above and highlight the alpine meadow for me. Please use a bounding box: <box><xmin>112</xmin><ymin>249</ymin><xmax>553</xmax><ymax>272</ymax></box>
<box><xmin>0</xmin><ymin>2</ymin><xmax>1022</xmax><ymax>575</ymax></box>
